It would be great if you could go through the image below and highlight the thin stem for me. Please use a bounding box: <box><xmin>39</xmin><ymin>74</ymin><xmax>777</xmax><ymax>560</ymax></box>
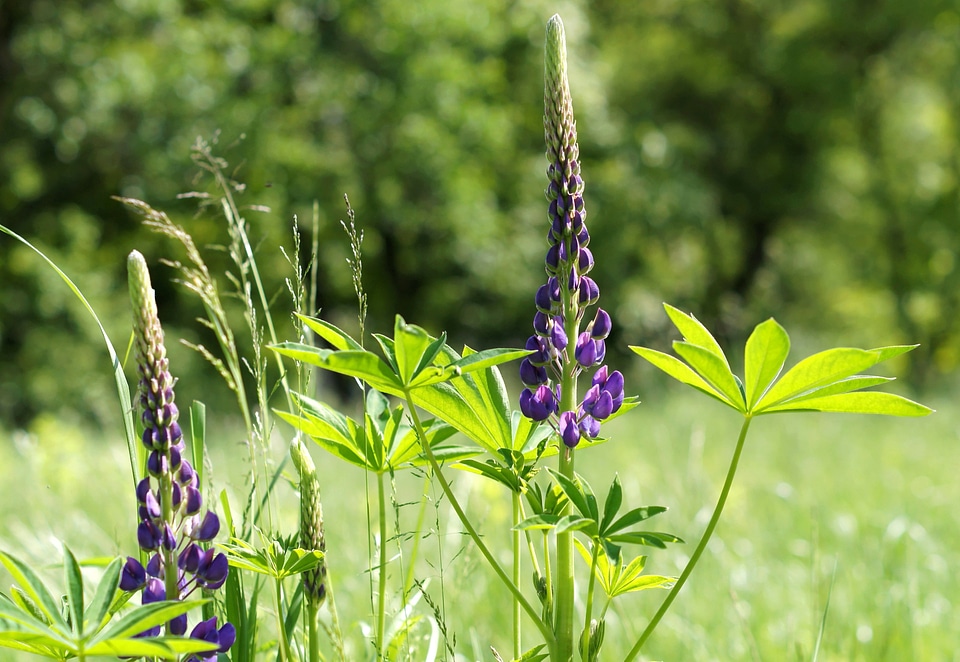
<box><xmin>624</xmin><ymin>415</ymin><xmax>753</xmax><ymax>661</ymax></box>
<box><xmin>401</xmin><ymin>388</ymin><xmax>556</xmax><ymax>655</ymax></box>
<box><xmin>275</xmin><ymin>577</ymin><xmax>293</xmax><ymax>662</ymax></box>
<box><xmin>513</xmin><ymin>491</ymin><xmax>523</xmax><ymax>660</ymax></box>
<box><xmin>403</xmin><ymin>472</ymin><xmax>432</xmax><ymax>599</ymax></box>
<box><xmin>580</xmin><ymin>542</ymin><xmax>600</xmax><ymax>661</ymax></box>
<box><xmin>307</xmin><ymin>601</ymin><xmax>321</xmax><ymax>662</ymax></box>
<box><xmin>542</xmin><ymin>531</ymin><xmax>553</xmax><ymax>623</ymax></box>
<box><xmin>376</xmin><ymin>472</ymin><xmax>389</xmax><ymax>660</ymax></box>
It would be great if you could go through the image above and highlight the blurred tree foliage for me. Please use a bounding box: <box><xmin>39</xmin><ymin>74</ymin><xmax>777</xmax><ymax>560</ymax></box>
<box><xmin>1</xmin><ymin>0</ymin><xmax>957</xmax><ymax>428</ymax></box>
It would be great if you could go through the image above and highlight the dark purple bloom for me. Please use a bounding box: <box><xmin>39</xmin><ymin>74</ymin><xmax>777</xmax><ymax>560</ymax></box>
<box><xmin>558</xmin><ymin>411</ymin><xmax>581</xmax><ymax>448</ymax></box>
<box><xmin>120</xmin><ymin>557</ymin><xmax>147</xmax><ymax>591</ymax></box>
<box><xmin>184</xmin><ymin>617</ymin><xmax>236</xmax><ymax>662</ymax></box>
<box><xmin>520</xmin><ymin>359</ymin><xmax>548</xmax><ymax>387</ymax></box>
<box><xmin>127</xmin><ymin>251</ymin><xmax>232</xmax><ymax>641</ymax></box>
<box><xmin>578</xmin><ymin>415</ymin><xmax>601</xmax><ymax>439</ymax></box>
<box><xmin>520</xmin><ymin>385</ymin><xmax>558</xmax><ymax>422</ymax></box>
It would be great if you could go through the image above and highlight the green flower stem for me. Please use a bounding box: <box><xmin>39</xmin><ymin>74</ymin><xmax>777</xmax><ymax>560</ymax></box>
<box><xmin>513</xmin><ymin>491</ymin><xmax>523</xmax><ymax>660</ymax></box>
<box><xmin>555</xmin><ymin>305</ymin><xmax>580</xmax><ymax>661</ymax></box>
<box><xmin>307</xmin><ymin>601</ymin><xmax>321</xmax><ymax>662</ymax></box>
<box><xmin>624</xmin><ymin>415</ymin><xmax>753</xmax><ymax>661</ymax></box>
<box><xmin>376</xmin><ymin>472</ymin><xmax>389</xmax><ymax>660</ymax></box>
<box><xmin>542</xmin><ymin>531</ymin><xmax>553</xmax><ymax>621</ymax></box>
<box><xmin>580</xmin><ymin>543</ymin><xmax>600</xmax><ymax>661</ymax></box>
<box><xmin>275</xmin><ymin>577</ymin><xmax>293</xmax><ymax>662</ymax></box>
<box><xmin>159</xmin><ymin>452</ymin><xmax>178</xmax><ymax>633</ymax></box>
<box><xmin>325</xmin><ymin>570</ymin><xmax>348</xmax><ymax>661</ymax></box>
<box><xmin>401</xmin><ymin>388</ymin><xmax>556</xmax><ymax>655</ymax></box>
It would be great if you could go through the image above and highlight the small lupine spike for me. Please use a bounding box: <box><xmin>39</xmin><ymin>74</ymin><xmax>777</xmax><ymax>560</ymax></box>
<box><xmin>291</xmin><ymin>437</ymin><xmax>327</xmax><ymax>608</ymax></box>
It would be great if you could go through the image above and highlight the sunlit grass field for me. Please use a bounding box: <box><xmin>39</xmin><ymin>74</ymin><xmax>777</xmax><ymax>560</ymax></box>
<box><xmin>1</xmin><ymin>381</ymin><xmax>955</xmax><ymax>661</ymax></box>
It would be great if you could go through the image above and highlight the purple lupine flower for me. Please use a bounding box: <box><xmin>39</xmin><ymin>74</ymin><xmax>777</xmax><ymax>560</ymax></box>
<box><xmin>125</xmin><ymin>251</ymin><xmax>233</xmax><ymax>650</ymax></box>
<box><xmin>518</xmin><ymin>16</ymin><xmax>624</xmax><ymax>446</ymax></box>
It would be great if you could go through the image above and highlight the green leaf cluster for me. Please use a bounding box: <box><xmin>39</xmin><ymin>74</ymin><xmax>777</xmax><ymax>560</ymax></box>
<box><xmin>0</xmin><ymin>548</ymin><xmax>215</xmax><ymax>659</ymax></box>
<box><xmin>632</xmin><ymin>304</ymin><xmax>933</xmax><ymax>418</ymax></box>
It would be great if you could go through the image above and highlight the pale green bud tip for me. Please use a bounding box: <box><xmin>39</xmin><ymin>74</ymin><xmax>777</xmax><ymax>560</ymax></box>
<box><xmin>544</xmin><ymin>15</ymin><xmax>568</xmax><ymax>91</ymax></box>
<box><xmin>290</xmin><ymin>437</ymin><xmax>317</xmax><ymax>476</ymax></box>
<box><xmin>127</xmin><ymin>250</ymin><xmax>156</xmax><ymax>316</ymax></box>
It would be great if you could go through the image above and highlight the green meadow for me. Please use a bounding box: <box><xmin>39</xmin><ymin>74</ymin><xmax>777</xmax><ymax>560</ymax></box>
<box><xmin>2</xmin><ymin>381</ymin><xmax>952</xmax><ymax>660</ymax></box>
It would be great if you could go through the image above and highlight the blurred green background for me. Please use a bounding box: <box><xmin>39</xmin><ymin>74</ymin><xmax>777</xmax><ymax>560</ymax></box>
<box><xmin>1</xmin><ymin>1</ymin><xmax>958</xmax><ymax>659</ymax></box>
<box><xmin>3</xmin><ymin>0</ymin><xmax>959</xmax><ymax>428</ymax></box>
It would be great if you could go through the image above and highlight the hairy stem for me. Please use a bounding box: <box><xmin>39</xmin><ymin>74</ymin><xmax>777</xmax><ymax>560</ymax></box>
<box><xmin>624</xmin><ymin>415</ymin><xmax>753</xmax><ymax>660</ymax></box>
<box><xmin>580</xmin><ymin>543</ymin><xmax>600</xmax><ymax>661</ymax></box>
<box><xmin>376</xmin><ymin>472</ymin><xmax>389</xmax><ymax>660</ymax></box>
<box><xmin>513</xmin><ymin>491</ymin><xmax>523</xmax><ymax>660</ymax></box>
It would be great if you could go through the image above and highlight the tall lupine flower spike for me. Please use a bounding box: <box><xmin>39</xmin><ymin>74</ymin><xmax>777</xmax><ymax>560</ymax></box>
<box><xmin>519</xmin><ymin>16</ymin><xmax>624</xmax><ymax>447</ymax></box>
<box><xmin>291</xmin><ymin>436</ymin><xmax>327</xmax><ymax>608</ymax></box>
<box><xmin>123</xmin><ymin>251</ymin><xmax>235</xmax><ymax>657</ymax></box>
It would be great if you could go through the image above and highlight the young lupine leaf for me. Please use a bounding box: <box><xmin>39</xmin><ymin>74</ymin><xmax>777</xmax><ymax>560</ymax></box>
<box><xmin>0</xmin><ymin>602</ymin><xmax>65</xmax><ymax>641</ymax></box>
<box><xmin>394</xmin><ymin>315</ymin><xmax>437</xmax><ymax>384</ymax></box>
<box><xmin>607</xmin><ymin>532</ymin><xmax>684</xmax><ymax>549</ymax></box>
<box><xmin>551</xmin><ymin>471</ymin><xmax>597</xmax><ymax>522</ymax></box>
<box><xmin>755</xmin><ymin>348</ymin><xmax>882</xmax><ymax>410</ymax></box>
<box><xmin>672</xmin><ymin>342</ymin><xmax>745</xmax><ymax>411</ymax></box>
<box><xmin>61</xmin><ymin>547</ymin><xmax>83</xmax><ymax>635</ymax></box>
<box><xmin>296</xmin><ymin>314</ymin><xmax>364</xmax><ymax>351</ymax></box>
<box><xmin>872</xmin><ymin>345</ymin><xmax>918</xmax><ymax>362</ymax></box>
<box><xmin>82</xmin><ymin>556</ymin><xmax>122</xmax><ymax>639</ymax></box>
<box><xmin>574</xmin><ymin>540</ymin><xmax>673</xmax><ymax>599</ymax></box>
<box><xmin>0</xmin><ymin>551</ymin><xmax>67</xmax><ymax>630</ymax></box>
<box><xmin>761</xmin><ymin>391</ymin><xmax>931</xmax><ymax>416</ymax></box>
<box><xmin>774</xmin><ymin>375</ymin><xmax>893</xmax><ymax>403</ymax></box>
<box><xmin>629</xmin><ymin>347</ymin><xmax>734</xmax><ymax>407</ymax></box>
<box><xmin>554</xmin><ymin>515</ymin><xmax>597</xmax><ymax>536</ymax></box>
<box><xmin>604</xmin><ymin>506</ymin><xmax>670</xmax><ymax>537</ymax></box>
<box><xmin>89</xmin><ymin>599</ymin><xmax>208</xmax><ymax>643</ymax></box>
<box><xmin>456</xmin><ymin>459</ymin><xmax>523</xmax><ymax>492</ymax></box>
<box><xmin>515</xmin><ymin>514</ymin><xmax>563</xmax><ymax>531</ymax></box>
<box><xmin>663</xmin><ymin>304</ymin><xmax>728</xmax><ymax>364</ymax></box>
<box><xmin>599</xmin><ymin>476</ymin><xmax>623</xmax><ymax>534</ymax></box>
<box><xmin>743</xmin><ymin>318</ymin><xmax>790</xmax><ymax>409</ymax></box>
<box><xmin>8</xmin><ymin>587</ymin><xmax>49</xmax><ymax>626</ymax></box>
<box><xmin>272</xmin><ymin>344</ymin><xmax>402</xmax><ymax>392</ymax></box>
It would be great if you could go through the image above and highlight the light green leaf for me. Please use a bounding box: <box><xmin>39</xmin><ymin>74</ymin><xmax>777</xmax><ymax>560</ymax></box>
<box><xmin>61</xmin><ymin>546</ymin><xmax>83</xmax><ymax>636</ymax></box>
<box><xmin>394</xmin><ymin>315</ymin><xmax>436</xmax><ymax>384</ymax></box>
<box><xmin>0</xmin><ymin>551</ymin><xmax>67</xmax><ymax>630</ymax></box>
<box><xmin>871</xmin><ymin>345</ymin><xmax>918</xmax><ymax>362</ymax></box>
<box><xmin>514</xmin><ymin>514</ymin><xmax>562</xmax><ymax>531</ymax></box>
<box><xmin>604</xmin><ymin>506</ymin><xmax>669</xmax><ymax>536</ymax></box>
<box><xmin>630</xmin><ymin>347</ymin><xmax>732</xmax><ymax>407</ymax></box>
<box><xmin>770</xmin><ymin>375</ymin><xmax>893</xmax><ymax>404</ymax></box>
<box><xmin>296</xmin><ymin>314</ymin><xmax>364</xmax><ymax>351</ymax></box>
<box><xmin>82</xmin><ymin>556</ymin><xmax>122</xmax><ymax>639</ymax></box>
<box><xmin>599</xmin><ymin>475</ymin><xmax>623</xmax><ymax>535</ymax></box>
<box><xmin>756</xmin><ymin>348</ymin><xmax>882</xmax><ymax>410</ymax></box>
<box><xmin>760</xmin><ymin>391</ymin><xmax>933</xmax><ymax>416</ymax></box>
<box><xmin>663</xmin><ymin>304</ymin><xmax>728</xmax><ymax>364</ymax></box>
<box><xmin>91</xmin><ymin>599</ymin><xmax>206</xmax><ymax>643</ymax></box>
<box><xmin>673</xmin><ymin>342</ymin><xmax>745</xmax><ymax>411</ymax></box>
<box><xmin>272</xmin><ymin>344</ymin><xmax>402</xmax><ymax>392</ymax></box>
<box><xmin>743</xmin><ymin>318</ymin><xmax>790</xmax><ymax>410</ymax></box>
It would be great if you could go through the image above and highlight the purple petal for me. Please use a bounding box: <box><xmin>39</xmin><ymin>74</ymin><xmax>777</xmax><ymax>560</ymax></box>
<box><xmin>217</xmin><ymin>622</ymin><xmax>236</xmax><ymax>652</ymax></box>
<box><xmin>578</xmin><ymin>415</ymin><xmax>601</xmax><ymax>439</ymax></box>
<box><xmin>144</xmin><ymin>490</ymin><xmax>161</xmax><ymax>519</ymax></box>
<box><xmin>578</xmin><ymin>247</ymin><xmax>594</xmax><ymax>274</ymax></box>
<box><xmin>591</xmin><ymin>309</ymin><xmax>612</xmax><ymax>339</ymax></box>
<box><xmin>170</xmin><ymin>613</ymin><xmax>187</xmax><ymax>635</ymax></box>
<box><xmin>519</xmin><ymin>359</ymin><xmax>548</xmax><ymax>387</ymax></box>
<box><xmin>180</xmin><ymin>542</ymin><xmax>201</xmax><ymax>573</ymax></box>
<box><xmin>574</xmin><ymin>332</ymin><xmax>596</xmax><ymax>368</ymax></box>
<box><xmin>184</xmin><ymin>486</ymin><xmax>203</xmax><ymax>516</ymax></box>
<box><xmin>119</xmin><ymin>557</ymin><xmax>146</xmax><ymax>591</ymax></box>
<box><xmin>550</xmin><ymin>318</ymin><xmax>568</xmax><ymax>351</ymax></box>
<box><xmin>558</xmin><ymin>411</ymin><xmax>580</xmax><ymax>448</ymax></box>
<box><xmin>592</xmin><ymin>391</ymin><xmax>614</xmax><ymax>420</ymax></box>
<box><xmin>143</xmin><ymin>577</ymin><xmax>166</xmax><ymax>603</ymax></box>
<box><xmin>194</xmin><ymin>511</ymin><xmax>220</xmax><ymax>541</ymax></box>
<box><xmin>138</xmin><ymin>520</ymin><xmax>160</xmax><ymax>551</ymax></box>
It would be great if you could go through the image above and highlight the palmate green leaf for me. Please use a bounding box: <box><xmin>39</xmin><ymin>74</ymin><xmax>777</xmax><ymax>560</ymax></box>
<box><xmin>574</xmin><ymin>540</ymin><xmax>673</xmax><ymax>599</ymax></box>
<box><xmin>755</xmin><ymin>347</ymin><xmax>882</xmax><ymax>411</ymax></box>
<box><xmin>673</xmin><ymin>342</ymin><xmax>745</xmax><ymax>411</ymax></box>
<box><xmin>0</xmin><ymin>602</ymin><xmax>68</xmax><ymax>644</ymax></box>
<box><xmin>743</xmin><ymin>318</ymin><xmax>790</xmax><ymax>409</ymax></box>
<box><xmin>278</xmin><ymin>549</ymin><xmax>325</xmax><ymax>577</ymax></box>
<box><xmin>629</xmin><ymin>347</ymin><xmax>733</xmax><ymax>407</ymax></box>
<box><xmin>87</xmin><ymin>634</ymin><xmax>219</xmax><ymax>656</ymax></box>
<box><xmin>554</xmin><ymin>515</ymin><xmax>598</xmax><ymax>536</ymax></box>
<box><xmin>761</xmin><ymin>391</ymin><xmax>932</xmax><ymax>416</ymax></box>
<box><xmin>275</xmin><ymin>407</ymin><xmax>367</xmax><ymax>470</ymax></box>
<box><xmin>8</xmin><ymin>587</ymin><xmax>48</xmax><ymax>626</ymax></box>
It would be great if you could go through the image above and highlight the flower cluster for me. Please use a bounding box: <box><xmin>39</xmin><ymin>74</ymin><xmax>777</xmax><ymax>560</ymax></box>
<box><xmin>121</xmin><ymin>251</ymin><xmax>235</xmax><ymax>659</ymax></box>
<box><xmin>519</xmin><ymin>17</ymin><xmax>624</xmax><ymax>448</ymax></box>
